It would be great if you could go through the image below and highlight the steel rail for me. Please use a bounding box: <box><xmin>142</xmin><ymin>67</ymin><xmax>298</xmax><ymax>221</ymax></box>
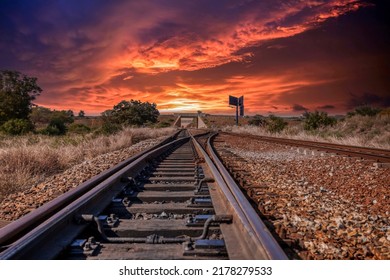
<box><xmin>191</xmin><ymin>132</ymin><xmax>287</xmax><ymax>259</ymax></box>
<box><xmin>224</xmin><ymin>132</ymin><xmax>390</xmax><ymax>162</ymax></box>
<box><xmin>0</xmin><ymin>135</ymin><xmax>188</xmax><ymax>259</ymax></box>
<box><xmin>1</xmin><ymin>129</ymin><xmax>287</xmax><ymax>259</ymax></box>
<box><xmin>0</xmin><ymin>130</ymin><xmax>183</xmax><ymax>246</ymax></box>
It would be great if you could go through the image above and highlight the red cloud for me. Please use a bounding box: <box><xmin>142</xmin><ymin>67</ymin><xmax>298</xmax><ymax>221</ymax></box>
<box><xmin>29</xmin><ymin>0</ymin><xmax>371</xmax><ymax>115</ymax></box>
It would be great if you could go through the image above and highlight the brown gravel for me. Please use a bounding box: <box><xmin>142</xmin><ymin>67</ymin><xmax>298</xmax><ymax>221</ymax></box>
<box><xmin>0</xmin><ymin>137</ymin><xmax>166</xmax><ymax>221</ymax></box>
<box><xmin>214</xmin><ymin>134</ymin><xmax>390</xmax><ymax>260</ymax></box>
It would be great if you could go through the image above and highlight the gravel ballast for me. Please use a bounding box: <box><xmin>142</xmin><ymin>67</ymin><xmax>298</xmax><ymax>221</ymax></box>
<box><xmin>0</xmin><ymin>137</ymin><xmax>166</xmax><ymax>221</ymax></box>
<box><xmin>214</xmin><ymin>134</ymin><xmax>390</xmax><ymax>259</ymax></box>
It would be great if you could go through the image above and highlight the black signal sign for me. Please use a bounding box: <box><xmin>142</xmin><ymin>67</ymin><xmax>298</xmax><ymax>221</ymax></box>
<box><xmin>238</xmin><ymin>95</ymin><xmax>244</xmax><ymax>106</ymax></box>
<box><xmin>229</xmin><ymin>95</ymin><xmax>238</xmax><ymax>106</ymax></box>
<box><xmin>228</xmin><ymin>95</ymin><xmax>244</xmax><ymax>124</ymax></box>
<box><xmin>240</xmin><ymin>105</ymin><xmax>244</xmax><ymax>116</ymax></box>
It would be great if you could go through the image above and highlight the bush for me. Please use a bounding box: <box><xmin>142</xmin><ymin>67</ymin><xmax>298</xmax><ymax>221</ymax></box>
<box><xmin>40</xmin><ymin>126</ymin><xmax>59</xmax><ymax>136</ymax></box>
<box><xmin>1</xmin><ymin>118</ymin><xmax>34</xmax><ymax>135</ymax></box>
<box><xmin>354</xmin><ymin>106</ymin><xmax>381</xmax><ymax>117</ymax></box>
<box><xmin>303</xmin><ymin>111</ymin><xmax>336</xmax><ymax>130</ymax></box>
<box><xmin>94</xmin><ymin>122</ymin><xmax>121</xmax><ymax>135</ymax></box>
<box><xmin>266</xmin><ymin>115</ymin><xmax>287</xmax><ymax>133</ymax></box>
<box><xmin>248</xmin><ymin>114</ymin><xmax>266</xmax><ymax>126</ymax></box>
<box><xmin>68</xmin><ymin>123</ymin><xmax>91</xmax><ymax>134</ymax></box>
<box><xmin>40</xmin><ymin>118</ymin><xmax>67</xmax><ymax>135</ymax></box>
<box><xmin>156</xmin><ymin>121</ymin><xmax>171</xmax><ymax>128</ymax></box>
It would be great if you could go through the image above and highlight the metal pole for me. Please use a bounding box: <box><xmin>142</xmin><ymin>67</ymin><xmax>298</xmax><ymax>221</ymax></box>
<box><xmin>236</xmin><ymin>105</ymin><xmax>238</xmax><ymax>125</ymax></box>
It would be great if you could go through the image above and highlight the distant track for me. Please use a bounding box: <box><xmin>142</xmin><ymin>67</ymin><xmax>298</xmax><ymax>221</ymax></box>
<box><xmin>223</xmin><ymin>132</ymin><xmax>390</xmax><ymax>163</ymax></box>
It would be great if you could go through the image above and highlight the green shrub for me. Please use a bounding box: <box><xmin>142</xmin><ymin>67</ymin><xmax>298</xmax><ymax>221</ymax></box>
<box><xmin>40</xmin><ymin>126</ymin><xmax>60</xmax><ymax>136</ymax></box>
<box><xmin>266</xmin><ymin>115</ymin><xmax>287</xmax><ymax>133</ymax></box>
<box><xmin>0</xmin><ymin>118</ymin><xmax>34</xmax><ymax>135</ymax></box>
<box><xmin>248</xmin><ymin>114</ymin><xmax>266</xmax><ymax>126</ymax></box>
<box><xmin>354</xmin><ymin>106</ymin><xmax>381</xmax><ymax>117</ymax></box>
<box><xmin>156</xmin><ymin>121</ymin><xmax>171</xmax><ymax>128</ymax></box>
<box><xmin>40</xmin><ymin>118</ymin><xmax>67</xmax><ymax>135</ymax></box>
<box><xmin>94</xmin><ymin>122</ymin><xmax>121</xmax><ymax>135</ymax></box>
<box><xmin>347</xmin><ymin>106</ymin><xmax>382</xmax><ymax>117</ymax></box>
<box><xmin>303</xmin><ymin>111</ymin><xmax>336</xmax><ymax>130</ymax></box>
<box><xmin>68</xmin><ymin>123</ymin><xmax>91</xmax><ymax>134</ymax></box>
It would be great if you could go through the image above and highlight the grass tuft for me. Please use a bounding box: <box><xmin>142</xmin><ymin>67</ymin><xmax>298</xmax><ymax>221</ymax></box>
<box><xmin>0</xmin><ymin>127</ymin><xmax>175</xmax><ymax>200</ymax></box>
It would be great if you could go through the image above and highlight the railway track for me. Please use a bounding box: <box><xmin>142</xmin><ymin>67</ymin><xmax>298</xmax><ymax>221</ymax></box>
<box><xmin>0</xmin><ymin>130</ymin><xmax>286</xmax><ymax>260</ymax></box>
<box><xmin>223</xmin><ymin>132</ymin><xmax>390</xmax><ymax>163</ymax></box>
<box><xmin>211</xmin><ymin>132</ymin><xmax>390</xmax><ymax>259</ymax></box>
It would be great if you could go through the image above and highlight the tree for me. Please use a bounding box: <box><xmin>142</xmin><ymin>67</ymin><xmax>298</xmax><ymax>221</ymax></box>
<box><xmin>53</xmin><ymin>110</ymin><xmax>74</xmax><ymax>124</ymax></box>
<box><xmin>78</xmin><ymin>110</ymin><xmax>85</xmax><ymax>117</ymax></box>
<box><xmin>103</xmin><ymin>100</ymin><xmax>159</xmax><ymax>126</ymax></box>
<box><xmin>66</xmin><ymin>110</ymin><xmax>74</xmax><ymax>118</ymax></box>
<box><xmin>30</xmin><ymin>106</ymin><xmax>74</xmax><ymax>125</ymax></box>
<box><xmin>30</xmin><ymin>106</ymin><xmax>53</xmax><ymax>124</ymax></box>
<box><xmin>0</xmin><ymin>70</ymin><xmax>42</xmax><ymax>125</ymax></box>
<box><xmin>303</xmin><ymin>111</ymin><xmax>336</xmax><ymax>130</ymax></box>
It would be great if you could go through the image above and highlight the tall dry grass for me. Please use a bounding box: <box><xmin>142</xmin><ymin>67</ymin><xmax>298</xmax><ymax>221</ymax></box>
<box><xmin>0</xmin><ymin>127</ymin><xmax>175</xmax><ymax>200</ymax></box>
<box><xmin>222</xmin><ymin>114</ymin><xmax>390</xmax><ymax>149</ymax></box>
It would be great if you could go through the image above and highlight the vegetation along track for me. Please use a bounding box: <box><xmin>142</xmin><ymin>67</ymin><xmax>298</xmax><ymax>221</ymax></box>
<box><xmin>0</xmin><ymin>129</ymin><xmax>286</xmax><ymax>260</ymax></box>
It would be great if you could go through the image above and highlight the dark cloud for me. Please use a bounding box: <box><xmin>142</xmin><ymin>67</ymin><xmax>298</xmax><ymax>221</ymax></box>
<box><xmin>292</xmin><ymin>104</ymin><xmax>308</xmax><ymax>112</ymax></box>
<box><xmin>317</xmin><ymin>105</ymin><xmax>336</xmax><ymax>110</ymax></box>
<box><xmin>346</xmin><ymin>92</ymin><xmax>390</xmax><ymax>109</ymax></box>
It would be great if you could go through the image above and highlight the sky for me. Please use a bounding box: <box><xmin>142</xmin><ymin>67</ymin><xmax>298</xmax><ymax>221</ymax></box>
<box><xmin>0</xmin><ymin>0</ymin><xmax>389</xmax><ymax>115</ymax></box>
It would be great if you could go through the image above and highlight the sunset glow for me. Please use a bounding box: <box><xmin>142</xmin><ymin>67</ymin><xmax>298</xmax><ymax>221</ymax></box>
<box><xmin>1</xmin><ymin>0</ymin><xmax>389</xmax><ymax>115</ymax></box>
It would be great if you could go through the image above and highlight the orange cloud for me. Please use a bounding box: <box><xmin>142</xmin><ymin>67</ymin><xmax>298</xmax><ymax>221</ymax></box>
<box><xmin>111</xmin><ymin>0</ymin><xmax>369</xmax><ymax>75</ymax></box>
<box><xmin>23</xmin><ymin>0</ymin><xmax>373</xmax><ymax>115</ymax></box>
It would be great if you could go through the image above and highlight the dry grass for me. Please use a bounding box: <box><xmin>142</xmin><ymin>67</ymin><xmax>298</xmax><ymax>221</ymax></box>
<box><xmin>203</xmin><ymin>115</ymin><xmax>249</xmax><ymax>127</ymax></box>
<box><xmin>222</xmin><ymin>114</ymin><xmax>390</xmax><ymax>150</ymax></box>
<box><xmin>0</xmin><ymin>127</ymin><xmax>175</xmax><ymax>200</ymax></box>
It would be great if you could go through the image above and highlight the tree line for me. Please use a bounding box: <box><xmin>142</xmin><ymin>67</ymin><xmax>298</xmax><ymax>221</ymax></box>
<box><xmin>248</xmin><ymin>107</ymin><xmax>385</xmax><ymax>132</ymax></box>
<box><xmin>0</xmin><ymin>70</ymin><xmax>159</xmax><ymax>136</ymax></box>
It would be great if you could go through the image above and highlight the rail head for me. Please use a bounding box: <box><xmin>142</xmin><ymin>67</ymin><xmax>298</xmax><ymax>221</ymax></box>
<box><xmin>0</xmin><ymin>131</ymin><xmax>187</xmax><ymax>258</ymax></box>
<box><xmin>190</xmin><ymin>132</ymin><xmax>287</xmax><ymax>260</ymax></box>
<box><xmin>222</xmin><ymin>132</ymin><xmax>390</xmax><ymax>162</ymax></box>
